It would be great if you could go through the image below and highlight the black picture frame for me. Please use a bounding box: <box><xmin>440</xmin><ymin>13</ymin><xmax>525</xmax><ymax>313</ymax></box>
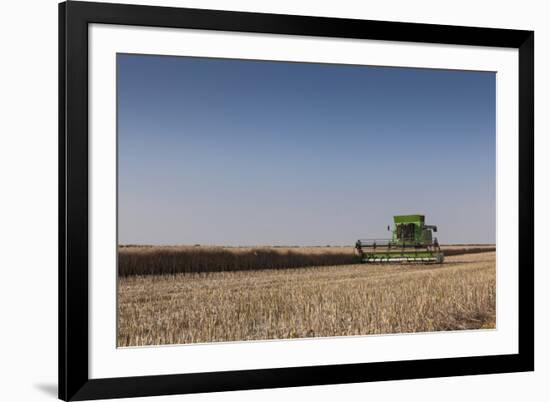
<box><xmin>59</xmin><ymin>1</ymin><xmax>534</xmax><ymax>400</ymax></box>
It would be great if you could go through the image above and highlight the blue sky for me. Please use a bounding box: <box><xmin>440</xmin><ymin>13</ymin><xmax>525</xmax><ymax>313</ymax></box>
<box><xmin>117</xmin><ymin>54</ymin><xmax>496</xmax><ymax>245</ymax></box>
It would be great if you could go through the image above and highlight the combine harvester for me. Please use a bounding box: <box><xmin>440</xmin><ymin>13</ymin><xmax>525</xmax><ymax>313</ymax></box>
<box><xmin>355</xmin><ymin>214</ymin><xmax>444</xmax><ymax>264</ymax></box>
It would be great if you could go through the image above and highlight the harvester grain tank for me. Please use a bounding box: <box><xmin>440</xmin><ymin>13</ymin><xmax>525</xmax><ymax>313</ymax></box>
<box><xmin>355</xmin><ymin>214</ymin><xmax>444</xmax><ymax>263</ymax></box>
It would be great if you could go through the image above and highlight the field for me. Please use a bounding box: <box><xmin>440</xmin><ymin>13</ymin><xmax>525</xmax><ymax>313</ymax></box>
<box><xmin>117</xmin><ymin>247</ymin><xmax>496</xmax><ymax>347</ymax></box>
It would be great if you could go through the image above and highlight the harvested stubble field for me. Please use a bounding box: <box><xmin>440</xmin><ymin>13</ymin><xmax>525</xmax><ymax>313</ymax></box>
<box><xmin>117</xmin><ymin>250</ymin><xmax>496</xmax><ymax>347</ymax></box>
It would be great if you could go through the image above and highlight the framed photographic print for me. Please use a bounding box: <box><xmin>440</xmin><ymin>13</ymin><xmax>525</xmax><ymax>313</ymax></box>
<box><xmin>59</xmin><ymin>1</ymin><xmax>534</xmax><ymax>400</ymax></box>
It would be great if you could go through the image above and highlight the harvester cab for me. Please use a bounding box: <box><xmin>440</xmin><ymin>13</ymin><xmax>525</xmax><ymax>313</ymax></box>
<box><xmin>355</xmin><ymin>214</ymin><xmax>444</xmax><ymax>263</ymax></box>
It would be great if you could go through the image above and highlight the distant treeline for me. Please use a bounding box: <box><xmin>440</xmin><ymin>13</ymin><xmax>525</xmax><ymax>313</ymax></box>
<box><xmin>440</xmin><ymin>246</ymin><xmax>496</xmax><ymax>256</ymax></box>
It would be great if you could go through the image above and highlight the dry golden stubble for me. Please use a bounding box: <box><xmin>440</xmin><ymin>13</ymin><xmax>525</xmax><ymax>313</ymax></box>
<box><xmin>117</xmin><ymin>251</ymin><xmax>496</xmax><ymax>346</ymax></box>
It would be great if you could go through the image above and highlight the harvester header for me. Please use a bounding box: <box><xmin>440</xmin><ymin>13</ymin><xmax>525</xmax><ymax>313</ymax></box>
<box><xmin>356</xmin><ymin>214</ymin><xmax>444</xmax><ymax>263</ymax></box>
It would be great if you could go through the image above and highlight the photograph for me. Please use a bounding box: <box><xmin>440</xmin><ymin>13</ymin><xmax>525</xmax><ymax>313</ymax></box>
<box><xmin>116</xmin><ymin>53</ymin><xmax>497</xmax><ymax>348</ymax></box>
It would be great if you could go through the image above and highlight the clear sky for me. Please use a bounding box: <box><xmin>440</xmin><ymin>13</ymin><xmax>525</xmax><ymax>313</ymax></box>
<box><xmin>117</xmin><ymin>54</ymin><xmax>496</xmax><ymax>246</ymax></box>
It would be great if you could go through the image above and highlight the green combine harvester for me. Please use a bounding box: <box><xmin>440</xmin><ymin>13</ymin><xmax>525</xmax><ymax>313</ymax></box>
<box><xmin>355</xmin><ymin>214</ymin><xmax>444</xmax><ymax>263</ymax></box>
